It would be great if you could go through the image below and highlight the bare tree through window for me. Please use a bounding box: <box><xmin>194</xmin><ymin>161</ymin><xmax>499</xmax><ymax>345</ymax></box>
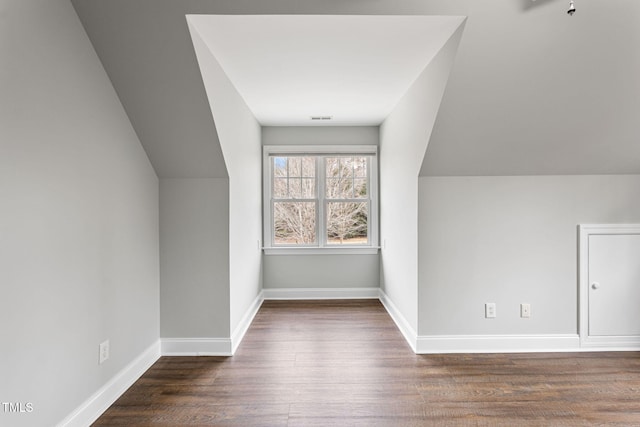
<box><xmin>272</xmin><ymin>156</ymin><xmax>316</xmax><ymax>244</ymax></box>
<box><xmin>325</xmin><ymin>157</ymin><xmax>368</xmax><ymax>244</ymax></box>
<box><xmin>271</xmin><ymin>155</ymin><xmax>371</xmax><ymax>246</ymax></box>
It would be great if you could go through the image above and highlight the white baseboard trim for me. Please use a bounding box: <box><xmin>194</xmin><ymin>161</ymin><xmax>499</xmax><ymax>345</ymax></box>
<box><xmin>263</xmin><ymin>287</ymin><xmax>379</xmax><ymax>300</ymax></box>
<box><xmin>161</xmin><ymin>338</ymin><xmax>232</xmax><ymax>356</ymax></box>
<box><xmin>57</xmin><ymin>340</ymin><xmax>161</xmax><ymax>427</ymax></box>
<box><xmin>378</xmin><ymin>289</ymin><xmax>418</xmax><ymax>353</ymax></box>
<box><xmin>231</xmin><ymin>291</ymin><xmax>264</xmax><ymax>354</ymax></box>
<box><xmin>416</xmin><ymin>334</ymin><xmax>581</xmax><ymax>354</ymax></box>
<box><xmin>580</xmin><ymin>335</ymin><xmax>640</xmax><ymax>351</ymax></box>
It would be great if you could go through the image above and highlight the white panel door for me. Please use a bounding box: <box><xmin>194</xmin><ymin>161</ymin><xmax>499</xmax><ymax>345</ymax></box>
<box><xmin>589</xmin><ymin>234</ymin><xmax>640</xmax><ymax>336</ymax></box>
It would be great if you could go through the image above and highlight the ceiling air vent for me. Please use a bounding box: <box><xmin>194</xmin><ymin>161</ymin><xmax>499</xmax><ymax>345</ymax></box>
<box><xmin>310</xmin><ymin>116</ymin><xmax>333</xmax><ymax>121</ymax></box>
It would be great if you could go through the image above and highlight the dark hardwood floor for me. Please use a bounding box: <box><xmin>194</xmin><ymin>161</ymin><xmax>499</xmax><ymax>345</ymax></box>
<box><xmin>93</xmin><ymin>300</ymin><xmax>640</xmax><ymax>426</ymax></box>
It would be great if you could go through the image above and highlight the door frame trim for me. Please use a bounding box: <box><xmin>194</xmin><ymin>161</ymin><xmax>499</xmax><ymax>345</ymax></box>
<box><xmin>579</xmin><ymin>224</ymin><xmax>640</xmax><ymax>349</ymax></box>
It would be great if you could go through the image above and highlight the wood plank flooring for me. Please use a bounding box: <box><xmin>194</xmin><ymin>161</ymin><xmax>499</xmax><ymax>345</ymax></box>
<box><xmin>93</xmin><ymin>300</ymin><xmax>640</xmax><ymax>426</ymax></box>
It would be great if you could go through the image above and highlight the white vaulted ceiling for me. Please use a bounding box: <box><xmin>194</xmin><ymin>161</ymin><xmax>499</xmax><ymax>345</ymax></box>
<box><xmin>187</xmin><ymin>15</ymin><xmax>464</xmax><ymax>126</ymax></box>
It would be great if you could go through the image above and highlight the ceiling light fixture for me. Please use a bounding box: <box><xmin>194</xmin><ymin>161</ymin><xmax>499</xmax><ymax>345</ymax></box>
<box><xmin>567</xmin><ymin>0</ymin><xmax>576</xmax><ymax>16</ymax></box>
<box><xmin>310</xmin><ymin>116</ymin><xmax>333</xmax><ymax>121</ymax></box>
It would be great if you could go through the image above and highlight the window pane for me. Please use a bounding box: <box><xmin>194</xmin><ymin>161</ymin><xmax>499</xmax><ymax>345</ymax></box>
<box><xmin>274</xmin><ymin>202</ymin><xmax>316</xmax><ymax>245</ymax></box>
<box><xmin>288</xmin><ymin>157</ymin><xmax>302</xmax><ymax>177</ymax></box>
<box><xmin>354</xmin><ymin>157</ymin><xmax>367</xmax><ymax>177</ymax></box>
<box><xmin>326</xmin><ymin>202</ymin><xmax>368</xmax><ymax>245</ymax></box>
<box><xmin>326</xmin><ymin>177</ymin><xmax>356</xmax><ymax>199</ymax></box>
<box><xmin>341</xmin><ymin>178</ymin><xmax>355</xmax><ymax>198</ymax></box>
<box><xmin>273</xmin><ymin>178</ymin><xmax>288</xmax><ymax>198</ymax></box>
<box><xmin>273</xmin><ymin>157</ymin><xmax>287</xmax><ymax>177</ymax></box>
<box><xmin>289</xmin><ymin>178</ymin><xmax>301</xmax><ymax>199</ymax></box>
<box><xmin>302</xmin><ymin>178</ymin><xmax>315</xmax><ymax>198</ymax></box>
<box><xmin>326</xmin><ymin>158</ymin><xmax>339</xmax><ymax>178</ymax></box>
<box><xmin>302</xmin><ymin>157</ymin><xmax>315</xmax><ymax>177</ymax></box>
<box><xmin>326</xmin><ymin>178</ymin><xmax>343</xmax><ymax>199</ymax></box>
<box><xmin>354</xmin><ymin>179</ymin><xmax>367</xmax><ymax>198</ymax></box>
<box><xmin>340</xmin><ymin>158</ymin><xmax>353</xmax><ymax>178</ymax></box>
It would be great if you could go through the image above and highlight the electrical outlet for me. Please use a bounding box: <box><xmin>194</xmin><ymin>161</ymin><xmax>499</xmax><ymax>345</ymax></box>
<box><xmin>485</xmin><ymin>303</ymin><xmax>497</xmax><ymax>318</ymax></box>
<box><xmin>521</xmin><ymin>303</ymin><xmax>531</xmax><ymax>318</ymax></box>
<box><xmin>99</xmin><ymin>340</ymin><xmax>110</xmax><ymax>364</ymax></box>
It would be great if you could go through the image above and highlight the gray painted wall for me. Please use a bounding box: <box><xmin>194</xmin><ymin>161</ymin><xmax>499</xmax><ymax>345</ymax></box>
<box><xmin>159</xmin><ymin>179</ymin><xmax>230</xmax><ymax>338</ymax></box>
<box><xmin>262</xmin><ymin>126</ymin><xmax>380</xmax><ymax>290</ymax></box>
<box><xmin>0</xmin><ymin>1</ymin><xmax>159</xmax><ymax>425</ymax></box>
<box><xmin>418</xmin><ymin>175</ymin><xmax>640</xmax><ymax>336</ymax></box>
<box><xmin>264</xmin><ymin>255</ymin><xmax>379</xmax><ymax>289</ymax></box>
<box><xmin>188</xmin><ymin>20</ymin><xmax>264</xmax><ymax>333</ymax></box>
<box><xmin>379</xmin><ymin>25</ymin><xmax>465</xmax><ymax>332</ymax></box>
<box><xmin>262</xmin><ymin>126</ymin><xmax>380</xmax><ymax>146</ymax></box>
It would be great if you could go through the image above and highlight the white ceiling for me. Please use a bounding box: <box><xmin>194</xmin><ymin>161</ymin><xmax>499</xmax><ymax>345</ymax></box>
<box><xmin>187</xmin><ymin>15</ymin><xmax>465</xmax><ymax>126</ymax></box>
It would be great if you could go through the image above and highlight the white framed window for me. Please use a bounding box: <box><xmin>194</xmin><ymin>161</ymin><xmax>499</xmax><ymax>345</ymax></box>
<box><xmin>263</xmin><ymin>145</ymin><xmax>378</xmax><ymax>255</ymax></box>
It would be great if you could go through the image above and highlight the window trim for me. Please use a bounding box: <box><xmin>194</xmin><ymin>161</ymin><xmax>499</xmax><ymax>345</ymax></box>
<box><xmin>263</xmin><ymin>145</ymin><xmax>379</xmax><ymax>255</ymax></box>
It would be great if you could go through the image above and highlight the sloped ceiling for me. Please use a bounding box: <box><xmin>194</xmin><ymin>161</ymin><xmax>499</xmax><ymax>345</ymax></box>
<box><xmin>71</xmin><ymin>0</ymin><xmax>640</xmax><ymax>178</ymax></box>
<box><xmin>422</xmin><ymin>0</ymin><xmax>640</xmax><ymax>175</ymax></box>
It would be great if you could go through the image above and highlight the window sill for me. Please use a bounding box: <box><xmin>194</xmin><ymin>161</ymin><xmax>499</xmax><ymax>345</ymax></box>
<box><xmin>263</xmin><ymin>247</ymin><xmax>380</xmax><ymax>256</ymax></box>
